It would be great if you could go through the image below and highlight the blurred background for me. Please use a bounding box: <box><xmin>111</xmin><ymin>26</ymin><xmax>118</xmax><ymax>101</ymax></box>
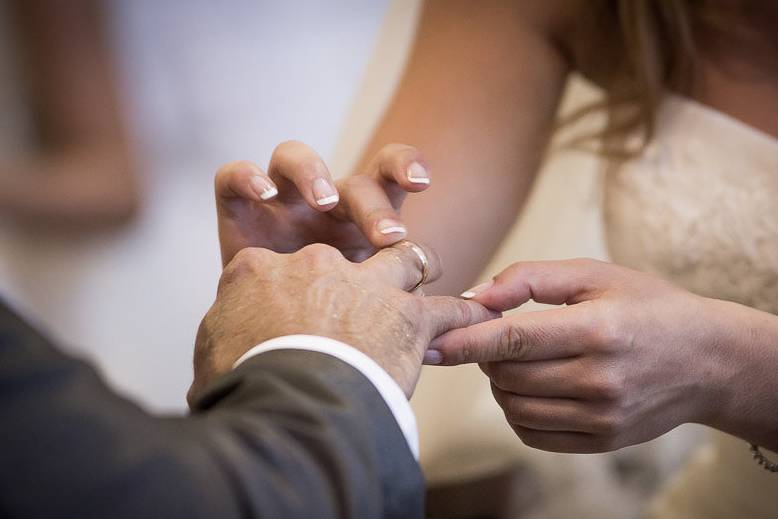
<box><xmin>0</xmin><ymin>1</ymin><xmax>702</xmax><ymax>517</ymax></box>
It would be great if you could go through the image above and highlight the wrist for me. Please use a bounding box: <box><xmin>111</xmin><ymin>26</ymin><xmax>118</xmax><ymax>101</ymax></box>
<box><xmin>236</xmin><ymin>329</ymin><xmax>418</xmax><ymax>397</ymax></box>
<box><xmin>324</xmin><ymin>331</ymin><xmax>419</xmax><ymax>397</ymax></box>
<box><xmin>696</xmin><ymin>298</ymin><xmax>778</xmax><ymax>449</ymax></box>
<box><xmin>691</xmin><ymin>297</ymin><xmax>739</xmax><ymax>428</ymax></box>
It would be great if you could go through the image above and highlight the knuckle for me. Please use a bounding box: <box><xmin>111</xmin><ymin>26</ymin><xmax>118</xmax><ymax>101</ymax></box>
<box><xmin>378</xmin><ymin>246</ymin><xmax>405</xmax><ymax>267</ymax></box>
<box><xmin>505</xmin><ymin>398</ymin><xmax>528</xmax><ymax>424</ymax></box>
<box><xmin>271</xmin><ymin>141</ymin><xmax>326</xmax><ymax>176</ymax></box>
<box><xmin>273</xmin><ymin>139</ymin><xmax>303</xmax><ymax>155</ymax></box>
<box><xmin>399</xmin><ymin>296</ymin><xmax>425</xmax><ymax>330</ymax></box>
<box><xmin>589</xmin><ymin>308</ymin><xmax>625</xmax><ymax>352</ymax></box>
<box><xmin>298</xmin><ymin>243</ymin><xmax>344</xmax><ymax>264</ymax></box>
<box><xmin>590</xmin><ymin>379</ymin><xmax>619</xmax><ymax>402</ymax></box>
<box><xmin>590</xmin><ymin>409</ymin><xmax>621</xmax><ymax>436</ymax></box>
<box><xmin>220</xmin><ymin>248</ymin><xmax>272</xmax><ymax>289</ymax></box>
<box><xmin>294</xmin><ymin>158</ymin><xmax>327</xmax><ymax>180</ymax></box>
<box><xmin>379</xmin><ymin>142</ymin><xmax>418</xmax><ymax>160</ymax></box>
<box><xmin>215</xmin><ymin>159</ymin><xmax>251</xmax><ymax>178</ymax></box>
<box><xmin>217</xmin><ymin>264</ymin><xmax>239</xmax><ymax>289</ymax></box>
<box><xmin>454</xmin><ymin>333</ymin><xmax>479</xmax><ymax>364</ymax></box>
<box><xmin>230</xmin><ymin>247</ymin><xmax>269</xmax><ymax>272</ymax></box>
<box><xmin>450</xmin><ymin>300</ymin><xmax>474</xmax><ymax>328</ymax></box>
<box><xmin>579</xmin><ymin>404</ymin><xmax>621</xmax><ymax>437</ymax></box>
<box><xmin>499</xmin><ymin>323</ymin><xmax>530</xmax><ymax>360</ymax></box>
<box><xmin>387</xmin><ymin>296</ymin><xmax>423</xmax><ymax>347</ymax></box>
<box><xmin>270</xmin><ymin>140</ymin><xmax>297</xmax><ymax>162</ymax></box>
<box><xmin>374</xmin><ymin>143</ymin><xmax>424</xmax><ymax>181</ymax></box>
<box><xmin>498</xmin><ymin>262</ymin><xmax>524</xmax><ymax>282</ymax></box>
<box><xmin>590</xmin><ymin>370</ymin><xmax>626</xmax><ymax>402</ymax></box>
<box><xmin>363</xmin><ymin>206</ymin><xmax>398</xmax><ymax>225</ymax></box>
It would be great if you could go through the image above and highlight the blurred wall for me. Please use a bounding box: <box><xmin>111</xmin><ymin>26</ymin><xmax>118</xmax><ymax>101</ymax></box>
<box><xmin>0</xmin><ymin>0</ymin><xmax>392</xmax><ymax>412</ymax></box>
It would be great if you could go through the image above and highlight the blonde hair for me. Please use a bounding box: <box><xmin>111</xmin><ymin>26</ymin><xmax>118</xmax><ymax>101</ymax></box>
<box><xmin>560</xmin><ymin>0</ymin><xmax>776</xmax><ymax>159</ymax></box>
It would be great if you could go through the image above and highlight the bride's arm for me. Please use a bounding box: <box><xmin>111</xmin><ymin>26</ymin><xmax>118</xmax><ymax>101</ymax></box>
<box><xmin>351</xmin><ymin>0</ymin><xmax>574</xmax><ymax>295</ymax></box>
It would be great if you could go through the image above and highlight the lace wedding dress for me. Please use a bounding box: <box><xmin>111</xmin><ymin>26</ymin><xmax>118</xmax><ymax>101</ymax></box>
<box><xmin>605</xmin><ymin>94</ymin><xmax>778</xmax><ymax>518</ymax></box>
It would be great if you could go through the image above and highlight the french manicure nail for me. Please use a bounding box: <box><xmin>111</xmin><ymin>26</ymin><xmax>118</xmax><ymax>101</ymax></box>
<box><xmin>423</xmin><ymin>350</ymin><xmax>442</xmax><ymax>365</ymax></box>
<box><xmin>461</xmin><ymin>280</ymin><xmax>494</xmax><ymax>299</ymax></box>
<box><xmin>377</xmin><ymin>219</ymin><xmax>407</xmax><ymax>236</ymax></box>
<box><xmin>249</xmin><ymin>176</ymin><xmax>278</xmax><ymax>200</ymax></box>
<box><xmin>313</xmin><ymin>178</ymin><xmax>339</xmax><ymax>206</ymax></box>
<box><xmin>407</xmin><ymin>161</ymin><xmax>430</xmax><ymax>185</ymax></box>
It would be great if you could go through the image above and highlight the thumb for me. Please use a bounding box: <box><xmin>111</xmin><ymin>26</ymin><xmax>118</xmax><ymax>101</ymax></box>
<box><xmin>463</xmin><ymin>258</ymin><xmax>609</xmax><ymax>312</ymax></box>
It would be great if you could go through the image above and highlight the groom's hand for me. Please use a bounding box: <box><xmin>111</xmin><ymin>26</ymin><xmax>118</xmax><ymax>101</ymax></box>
<box><xmin>189</xmin><ymin>242</ymin><xmax>496</xmax><ymax>403</ymax></box>
<box><xmin>214</xmin><ymin>141</ymin><xmax>431</xmax><ymax>266</ymax></box>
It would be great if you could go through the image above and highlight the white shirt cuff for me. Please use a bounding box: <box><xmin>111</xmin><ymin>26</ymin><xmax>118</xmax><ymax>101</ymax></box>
<box><xmin>233</xmin><ymin>334</ymin><xmax>419</xmax><ymax>460</ymax></box>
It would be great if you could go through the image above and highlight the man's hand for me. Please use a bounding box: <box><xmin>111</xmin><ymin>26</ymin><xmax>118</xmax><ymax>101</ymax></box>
<box><xmin>188</xmin><ymin>242</ymin><xmax>495</xmax><ymax>405</ymax></box>
<box><xmin>215</xmin><ymin>141</ymin><xmax>431</xmax><ymax>266</ymax></box>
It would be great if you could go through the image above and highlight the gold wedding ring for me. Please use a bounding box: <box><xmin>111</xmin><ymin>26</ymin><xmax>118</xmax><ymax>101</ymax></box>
<box><xmin>400</xmin><ymin>240</ymin><xmax>429</xmax><ymax>292</ymax></box>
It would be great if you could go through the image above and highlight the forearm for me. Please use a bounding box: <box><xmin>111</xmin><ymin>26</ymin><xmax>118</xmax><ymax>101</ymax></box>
<box><xmin>703</xmin><ymin>298</ymin><xmax>778</xmax><ymax>451</ymax></box>
<box><xmin>353</xmin><ymin>0</ymin><xmax>570</xmax><ymax>295</ymax></box>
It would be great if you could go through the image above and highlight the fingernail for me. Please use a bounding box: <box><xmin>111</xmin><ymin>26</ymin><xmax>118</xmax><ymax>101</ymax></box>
<box><xmin>423</xmin><ymin>349</ymin><xmax>442</xmax><ymax>365</ymax></box>
<box><xmin>377</xmin><ymin>219</ymin><xmax>407</xmax><ymax>236</ymax></box>
<box><xmin>313</xmin><ymin>178</ymin><xmax>339</xmax><ymax>206</ymax></box>
<box><xmin>249</xmin><ymin>176</ymin><xmax>278</xmax><ymax>200</ymax></box>
<box><xmin>461</xmin><ymin>280</ymin><xmax>493</xmax><ymax>299</ymax></box>
<box><xmin>407</xmin><ymin>161</ymin><xmax>430</xmax><ymax>185</ymax></box>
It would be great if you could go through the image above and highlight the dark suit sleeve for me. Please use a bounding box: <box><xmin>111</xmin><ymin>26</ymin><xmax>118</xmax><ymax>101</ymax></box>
<box><xmin>0</xmin><ymin>303</ymin><xmax>424</xmax><ymax>519</ymax></box>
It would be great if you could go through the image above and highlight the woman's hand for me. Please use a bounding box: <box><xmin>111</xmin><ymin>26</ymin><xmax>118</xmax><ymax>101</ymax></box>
<box><xmin>425</xmin><ymin>259</ymin><xmax>752</xmax><ymax>453</ymax></box>
<box><xmin>214</xmin><ymin>141</ymin><xmax>430</xmax><ymax>266</ymax></box>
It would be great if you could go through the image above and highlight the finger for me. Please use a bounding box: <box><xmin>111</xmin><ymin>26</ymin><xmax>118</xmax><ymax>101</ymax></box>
<box><xmin>367</xmin><ymin>143</ymin><xmax>431</xmax><ymax>202</ymax></box>
<box><xmin>421</xmin><ymin>297</ymin><xmax>501</xmax><ymax>341</ymax></box>
<box><xmin>268</xmin><ymin>140</ymin><xmax>339</xmax><ymax>210</ymax></box>
<box><xmin>481</xmin><ymin>358</ymin><xmax>596</xmax><ymax>399</ymax></box>
<box><xmin>215</xmin><ymin>160</ymin><xmax>278</xmax><ymax>208</ymax></box>
<box><xmin>462</xmin><ymin>258</ymin><xmax>613</xmax><ymax>312</ymax></box>
<box><xmin>491</xmin><ymin>384</ymin><xmax>595</xmax><ymax>433</ymax></box>
<box><xmin>333</xmin><ymin>175</ymin><xmax>408</xmax><ymax>248</ymax></box>
<box><xmin>330</xmin><ymin>144</ymin><xmax>430</xmax><ymax>248</ymax></box>
<box><xmin>359</xmin><ymin>241</ymin><xmax>441</xmax><ymax>291</ymax></box>
<box><xmin>427</xmin><ymin>304</ymin><xmax>595</xmax><ymax>365</ymax></box>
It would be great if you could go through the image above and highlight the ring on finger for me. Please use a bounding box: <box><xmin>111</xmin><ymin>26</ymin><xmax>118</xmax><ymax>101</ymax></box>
<box><xmin>400</xmin><ymin>240</ymin><xmax>429</xmax><ymax>292</ymax></box>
